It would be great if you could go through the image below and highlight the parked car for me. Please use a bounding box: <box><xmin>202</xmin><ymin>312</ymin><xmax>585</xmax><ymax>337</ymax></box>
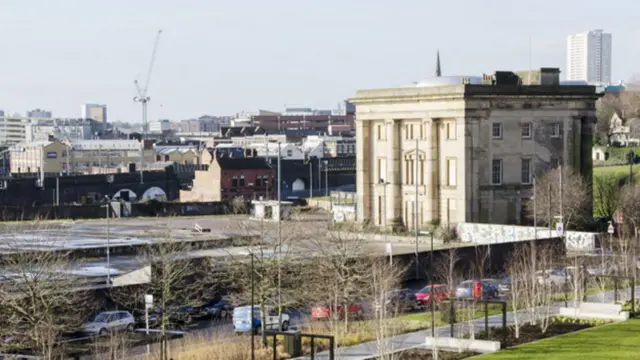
<box><xmin>82</xmin><ymin>311</ymin><xmax>135</xmax><ymax>336</ymax></box>
<box><xmin>199</xmin><ymin>298</ymin><xmax>234</xmax><ymax>320</ymax></box>
<box><xmin>415</xmin><ymin>284</ymin><xmax>451</xmax><ymax>307</ymax></box>
<box><xmin>233</xmin><ymin>305</ymin><xmax>290</xmax><ymax>334</ymax></box>
<box><xmin>310</xmin><ymin>303</ymin><xmax>365</xmax><ymax>320</ymax></box>
<box><xmin>536</xmin><ymin>269</ymin><xmax>571</xmax><ymax>286</ymax></box>
<box><xmin>384</xmin><ymin>289</ymin><xmax>418</xmax><ymax>312</ymax></box>
<box><xmin>455</xmin><ymin>280</ymin><xmax>499</xmax><ymax>299</ymax></box>
<box><xmin>147</xmin><ymin>305</ymin><xmax>194</xmax><ymax>328</ymax></box>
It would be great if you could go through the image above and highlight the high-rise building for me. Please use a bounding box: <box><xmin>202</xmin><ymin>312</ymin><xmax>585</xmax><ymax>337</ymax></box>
<box><xmin>566</xmin><ymin>29</ymin><xmax>612</xmax><ymax>83</ymax></box>
<box><xmin>26</xmin><ymin>109</ymin><xmax>52</xmax><ymax>118</ymax></box>
<box><xmin>81</xmin><ymin>104</ymin><xmax>108</xmax><ymax>123</ymax></box>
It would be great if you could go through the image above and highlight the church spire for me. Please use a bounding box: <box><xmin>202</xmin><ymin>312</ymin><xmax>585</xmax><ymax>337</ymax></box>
<box><xmin>435</xmin><ymin>50</ymin><xmax>442</xmax><ymax>77</ymax></box>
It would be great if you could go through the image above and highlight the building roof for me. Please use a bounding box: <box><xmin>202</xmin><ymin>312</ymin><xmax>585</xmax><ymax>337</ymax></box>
<box><xmin>70</xmin><ymin>139</ymin><xmax>140</xmax><ymax>150</ymax></box>
<box><xmin>154</xmin><ymin>146</ymin><xmax>197</xmax><ymax>155</ymax></box>
<box><xmin>215</xmin><ymin>157</ymin><xmax>272</xmax><ymax>170</ymax></box>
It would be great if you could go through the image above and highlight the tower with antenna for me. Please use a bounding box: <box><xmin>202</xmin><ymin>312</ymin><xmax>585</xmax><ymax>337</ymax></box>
<box><xmin>435</xmin><ymin>50</ymin><xmax>442</xmax><ymax>77</ymax></box>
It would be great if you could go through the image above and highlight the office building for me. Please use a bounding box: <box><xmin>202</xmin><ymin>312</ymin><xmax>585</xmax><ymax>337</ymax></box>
<box><xmin>567</xmin><ymin>29</ymin><xmax>612</xmax><ymax>83</ymax></box>
<box><xmin>149</xmin><ymin>119</ymin><xmax>173</xmax><ymax>133</ymax></box>
<box><xmin>351</xmin><ymin>68</ymin><xmax>599</xmax><ymax>229</ymax></box>
<box><xmin>9</xmin><ymin>139</ymin><xmax>154</xmax><ymax>174</ymax></box>
<box><xmin>26</xmin><ymin>109</ymin><xmax>52</xmax><ymax>118</ymax></box>
<box><xmin>81</xmin><ymin>104</ymin><xmax>108</xmax><ymax>123</ymax></box>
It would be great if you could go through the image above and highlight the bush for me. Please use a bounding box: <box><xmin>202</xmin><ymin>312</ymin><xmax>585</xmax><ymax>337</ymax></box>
<box><xmin>551</xmin><ymin>316</ymin><xmax>610</xmax><ymax>327</ymax></box>
<box><xmin>437</xmin><ymin>226</ymin><xmax>458</xmax><ymax>243</ymax></box>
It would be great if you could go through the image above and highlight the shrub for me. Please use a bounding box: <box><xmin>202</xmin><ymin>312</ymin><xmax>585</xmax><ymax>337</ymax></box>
<box><xmin>437</xmin><ymin>226</ymin><xmax>458</xmax><ymax>243</ymax></box>
<box><xmin>551</xmin><ymin>316</ymin><xmax>610</xmax><ymax>326</ymax></box>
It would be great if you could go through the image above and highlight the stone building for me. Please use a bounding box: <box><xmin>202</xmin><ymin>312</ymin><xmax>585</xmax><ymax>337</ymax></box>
<box><xmin>351</xmin><ymin>68</ymin><xmax>599</xmax><ymax>229</ymax></box>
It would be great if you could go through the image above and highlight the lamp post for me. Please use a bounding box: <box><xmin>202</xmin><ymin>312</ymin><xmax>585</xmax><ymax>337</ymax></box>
<box><xmin>419</xmin><ymin>230</ymin><xmax>435</xmax><ymax>337</ymax></box>
<box><xmin>103</xmin><ymin>196</ymin><xmax>112</xmax><ymax>286</ymax></box>
<box><xmin>250</xmin><ymin>252</ymin><xmax>255</xmax><ymax>360</ymax></box>
<box><xmin>324</xmin><ymin>160</ymin><xmax>329</xmax><ymax>196</ymax></box>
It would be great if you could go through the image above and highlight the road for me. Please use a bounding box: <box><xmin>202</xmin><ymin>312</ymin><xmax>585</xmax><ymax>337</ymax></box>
<box><xmin>291</xmin><ymin>286</ymin><xmax>640</xmax><ymax>360</ymax></box>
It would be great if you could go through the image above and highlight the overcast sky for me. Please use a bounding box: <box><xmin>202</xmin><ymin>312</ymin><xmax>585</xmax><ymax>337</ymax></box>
<box><xmin>0</xmin><ymin>0</ymin><xmax>637</xmax><ymax>121</ymax></box>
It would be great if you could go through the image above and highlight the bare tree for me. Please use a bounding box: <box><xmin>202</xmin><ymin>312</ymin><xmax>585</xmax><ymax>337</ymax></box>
<box><xmin>506</xmin><ymin>246</ymin><xmax>527</xmax><ymax>339</ymax></box>
<box><xmin>110</xmin><ymin>226</ymin><xmax>210</xmax><ymax>360</ymax></box>
<box><xmin>305</xmin><ymin>223</ymin><xmax>371</xmax><ymax>350</ymax></box>
<box><xmin>593</xmin><ymin>174</ymin><xmax>623</xmax><ymax>219</ymax></box>
<box><xmin>0</xmin><ymin>235</ymin><xmax>95</xmax><ymax>359</ymax></box>
<box><xmin>367</xmin><ymin>258</ymin><xmax>406</xmax><ymax>360</ymax></box>
<box><xmin>536</xmin><ymin>245</ymin><xmax>555</xmax><ymax>334</ymax></box>
<box><xmin>525</xmin><ymin>167</ymin><xmax>591</xmax><ymax>230</ymax></box>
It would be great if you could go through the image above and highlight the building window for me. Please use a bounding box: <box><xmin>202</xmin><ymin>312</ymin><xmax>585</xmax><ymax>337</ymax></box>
<box><xmin>521</xmin><ymin>123</ymin><xmax>532</xmax><ymax>139</ymax></box>
<box><xmin>239</xmin><ymin>175</ymin><xmax>245</xmax><ymax>187</ymax></box>
<box><xmin>492</xmin><ymin>123</ymin><xmax>502</xmax><ymax>139</ymax></box>
<box><xmin>377</xmin><ymin>158</ymin><xmax>386</xmax><ymax>182</ymax></box>
<box><xmin>231</xmin><ymin>176</ymin><xmax>238</xmax><ymax>188</ymax></box>
<box><xmin>256</xmin><ymin>175</ymin><xmax>262</xmax><ymax>187</ymax></box>
<box><xmin>286</xmin><ymin>150</ymin><xmax>293</xmax><ymax>157</ymax></box>
<box><xmin>404</xmin><ymin>125</ymin><xmax>409</xmax><ymax>140</ymax></box>
<box><xmin>377</xmin><ymin>124</ymin><xmax>383</xmax><ymax>140</ymax></box>
<box><xmin>404</xmin><ymin>156</ymin><xmax>415</xmax><ymax>185</ymax></box>
<box><xmin>551</xmin><ymin>157</ymin><xmax>561</xmax><ymax>168</ymax></box>
<box><xmin>446</xmin><ymin>158</ymin><xmax>457</xmax><ymax>187</ymax></box>
<box><xmin>491</xmin><ymin>159</ymin><xmax>502</xmax><ymax>185</ymax></box>
<box><xmin>419</xmin><ymin>124</ymin><xmax>424</xmax><ymax>139</ymax></box>
<box><xmin>551</xmin><ymin>123</ymin><xmax>562</xmax><ymax>138</ymax></box>
<box><xmin>521</xmin><ymin>158</ymin><xmax>532</xmax><ymax>184</ymax></box>
<box><xmin>410</xmin><ymin>124</ymin><xmax>414</xmax><ymax>139</ymax></box>
<box><xmin>447</xmin><ymin>122</ymin><xmax>456</xmax><ymax>140</ymax></box>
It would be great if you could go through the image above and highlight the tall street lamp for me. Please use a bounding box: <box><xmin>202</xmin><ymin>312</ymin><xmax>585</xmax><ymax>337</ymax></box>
<box><xmin>419</xmin><ymin>230</ymin><xmax>435</xmax><ymax>337</ymax></box>
<box><xmin>102</xmin><ymin>195</ymin><xmax>112</xmax><ymax>286</ymax></box>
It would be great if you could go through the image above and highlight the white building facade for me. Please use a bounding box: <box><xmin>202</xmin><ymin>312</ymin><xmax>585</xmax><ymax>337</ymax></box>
<box><xmin>81</xmin><ymin>104</ymin><xmax>108</xmax><ymax>123</ymax></box>
<box><xmin>567</xmin><ymin>29</ymin><xmax>612</xmax><ymax>83</ymax></box>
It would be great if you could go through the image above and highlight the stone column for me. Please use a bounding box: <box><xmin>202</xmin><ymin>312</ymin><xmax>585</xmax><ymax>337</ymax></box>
<box><xmin>386</xmin><ymin>119</ymin><xmax>403</xmax><ymax>229</ymax></box>
<box><xmin>355</xmin><ymin>119</ymin><xmax>370</xmax><ymax>222</ymax></box>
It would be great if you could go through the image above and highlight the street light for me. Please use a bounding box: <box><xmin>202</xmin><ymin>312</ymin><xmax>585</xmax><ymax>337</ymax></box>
<box><xmin>102</xmin><ymin>195</ymin><xmax>112</xmax><ymax>286</ymax></box>
<box><xmin>419</xmin><ymin>230</ymin><xmax>435</xmax><ymax>337</ymax></box>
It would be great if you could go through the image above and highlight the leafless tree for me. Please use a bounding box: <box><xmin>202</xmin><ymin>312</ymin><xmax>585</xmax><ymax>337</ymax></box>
<box><xmin>110</xmin><ymin>226</ymin><xmax>211</xmax><ymax>360</ymax></box>
<box><xmin>305</xmin><ymin>223</ymin><xmax>372</xmax><ymax>350</ymax></box>
<box><xmin>593</xmin><ymin>174</ymin><xmax>623</xmax><ymax>219</ymax></box>
<box><xmin>0</xmin><ymin>234</ymin><xmax>95</xmax><ymax>359</ymax></box>
<box><xmin>536</xmin><ymin>245</ymin><xmax>555</xmax><ymax>334</ymax></box>
<box><xmin>506</xmin><ymin>246</ymin><xmax>526</xmax><ymax>339</ymax></box>
<box><xmin>367</xmin><ymin>258</ymin><xmax>406</xmax><ymax>360</ymax></box>
<box><xmin>524</xmin><ymin>167</ymin><xmax>591</xmax><ymax>230</ymax></box>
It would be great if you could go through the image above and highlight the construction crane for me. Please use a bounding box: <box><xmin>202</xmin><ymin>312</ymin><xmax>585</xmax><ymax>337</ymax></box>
<box><xmin>133</xmin><ymin>29</ymin><xmax>163</xmax><ymax>184</ymax></box>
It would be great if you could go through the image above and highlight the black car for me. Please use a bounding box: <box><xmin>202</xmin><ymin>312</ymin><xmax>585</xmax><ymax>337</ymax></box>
<box><xmin>384</xmin><ymin>289</ymin><xmax>419</xmax><ymax>312</ymax></box>
<box><xmin>145</xmin><ymin>306</ymin><xmax>194</xmax><ymax>329</ymax></box>
<box><xmin>200</xmin><ymin>299</ymin><xmax>234</xmax><ymax>320</ymax></box>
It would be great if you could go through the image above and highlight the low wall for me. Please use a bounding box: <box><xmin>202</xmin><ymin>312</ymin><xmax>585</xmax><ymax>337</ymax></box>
<box><xmin>307</xmin><ymin>199</ymin><xmax>332</xmax><ymax>211</ymax></box>
<box><xmin>332</xmin><ymin>204</ymin><xmax>356</xmax><ymax>222</ymax></box>
<box><xmin>0</xmin><ymin>201</ymin><xmax>230</xmax><ymax>221</ymax></box>
<box><xmin>456</xmin><ymin>223</ymin><xmax>597</xmax><ymax>252</ymax></box>
<box><xmin>424</xmin><ymin>337</ymin><xmax>501</xmax><ymax>353</ymax></box>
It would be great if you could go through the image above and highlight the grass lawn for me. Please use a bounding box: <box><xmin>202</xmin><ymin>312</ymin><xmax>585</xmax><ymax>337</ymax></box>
<box><xmin>474</xmin><ymin>319</ymin><xmax>640</xmax><ymax>360</ymax></box>
<box><xmin>593</xmin><ymin>164</ymin><xmax>639</xmax><ymax>177</ymax></box>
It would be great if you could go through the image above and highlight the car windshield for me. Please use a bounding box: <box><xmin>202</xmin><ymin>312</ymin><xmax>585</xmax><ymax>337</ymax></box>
<box><xmin>459</xmin><ymin>281</ymin><xmax>474</xmax><ymax>288</ymax></box>
<box><xmin>418</xmin><ymin>286</ymin><xmax>434</xmax><ymax>293</ymax></box>
<box><xmin>94</xmin><ymin>313</ymin><xmax>110</xmax><ymax>322</ymax></box>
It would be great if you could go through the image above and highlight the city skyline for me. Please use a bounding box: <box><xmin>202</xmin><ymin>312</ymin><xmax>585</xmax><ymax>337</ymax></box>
<box><xmin>567</xmin><ymin>29</ymin><xmax>612</xmax><ymax>83</ymax></box>
<box><xmin>0</xmin><ymin>0</ymin><xmax>637</xmax><ymax>121</ymax></box>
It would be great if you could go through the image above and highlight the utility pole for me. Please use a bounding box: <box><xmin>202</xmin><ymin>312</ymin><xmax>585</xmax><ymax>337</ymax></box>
<box><xmin>250</xmin><ymin>253</ymin><xmax>255</xmax><ymax>360</ymax></box>
<box><xmin>134</xmin><ymin>29</ymin><xmax>163</xmax><ymax>185</ymax></box>
<box><xmin>106</xmin><ymin>200</ymin><xmax>111</xmax><ymax>286</ymax></box>
<box><xmin>324</xmin><ymin>160</ymin><xmax>329</xmax><ymax>196</ymax></box>
<box><xmin>277</xmin><ymin>142</ymin><xmax>282</xmax><ymax>328</ymax></box>
<box><xmin>533</xmin><ymin>175</ymin><xmax>537</xmax><ymax>241</ymax></box>
<box><xmin>309</xmin><ymin>156</ymin><xmax>313</xmax><ymax>198</ymax></box>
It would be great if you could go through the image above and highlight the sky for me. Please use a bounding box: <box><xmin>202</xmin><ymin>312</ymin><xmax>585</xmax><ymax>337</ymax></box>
<box><xmin>0</xmin><ymin>0</ymin><xmax>637</xmax><ymax>122</ymax></box>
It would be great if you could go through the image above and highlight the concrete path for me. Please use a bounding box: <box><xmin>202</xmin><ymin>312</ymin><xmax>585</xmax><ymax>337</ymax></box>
<box><xmin>293</xmin><ymin>287</ymin><xmax>640</xmax><ymax>360</ymax></box>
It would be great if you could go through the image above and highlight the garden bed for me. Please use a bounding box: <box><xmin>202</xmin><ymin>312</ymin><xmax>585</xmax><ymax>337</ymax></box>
<box><xmin>476</xmin><ymin>316</ymin><xmax>610</xmax><ymax>348</ymax></box>
<box><xmin>388</xmin><ymin>348</ymin><xmax>477</xmax><ymax>359</ymax></box>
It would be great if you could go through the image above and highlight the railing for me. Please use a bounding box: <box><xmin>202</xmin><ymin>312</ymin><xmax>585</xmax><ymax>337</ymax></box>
<box><xmin>263</xmin><ymin>330</ymin><xmax>335</xmax><ymax>360</ymax></box>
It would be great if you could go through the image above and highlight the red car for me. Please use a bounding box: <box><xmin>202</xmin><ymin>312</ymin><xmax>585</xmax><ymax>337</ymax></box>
<box><xmin>310</xmin><ymin>303</ymin><xmax>365</xmax><ymax>320</ymax></box>
<box><xmin>415</xmin><ymin>284</ymin><xmax>451</xmax><ymax>306</ymax></box>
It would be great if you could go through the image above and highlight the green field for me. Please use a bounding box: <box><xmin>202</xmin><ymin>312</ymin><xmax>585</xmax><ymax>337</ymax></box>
<box><xmin>593</xmin><ymin>164</ymin><xmax>639</xmax><ymax>177</ymax></box>
<box><xmin>475</xmin><ymin>319</ymin><xmax>640</xmax><ymax>360</ymax></box>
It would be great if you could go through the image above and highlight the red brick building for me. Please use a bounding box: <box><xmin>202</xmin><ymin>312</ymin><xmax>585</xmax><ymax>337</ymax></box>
<box><xmin>180</xmin><ymin>153</ymin><xmax>274</xmax><ymax>202</ymax></box>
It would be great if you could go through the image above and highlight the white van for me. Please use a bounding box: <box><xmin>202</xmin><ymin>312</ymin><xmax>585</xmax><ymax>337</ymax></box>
<box><xmin>233</xmin><ymin>305</ymin><xmax>290</xmax><ymax>333</ymax></box>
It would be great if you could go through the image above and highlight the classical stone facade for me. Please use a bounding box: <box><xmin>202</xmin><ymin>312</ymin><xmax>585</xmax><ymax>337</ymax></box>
<box><xmin>351</xmin><ymin>69</ymin><xmax>599</xmax><ymax>229</ymax></box>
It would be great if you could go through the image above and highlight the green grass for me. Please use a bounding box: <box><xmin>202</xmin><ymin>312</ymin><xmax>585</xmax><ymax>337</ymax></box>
<box><xmin>593</xmin><ymin>164</ymin><xmax>640</xmax><ymax>177</ymax></box>
<box><xmin>474</xmin><ymin>319</ymin><xmax>640</xmax><ymax>360</ymax></box>
<box><xmin>600</xmin><ymin>147</ymin><xmax>640</xmax><ymax>164</ymax></box>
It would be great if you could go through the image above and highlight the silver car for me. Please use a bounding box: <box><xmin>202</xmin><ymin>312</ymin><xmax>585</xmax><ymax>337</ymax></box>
<box><xmin>82</xmin><ymin>311</ymin><xmax>135</xmax><ymax>336</ymax></box>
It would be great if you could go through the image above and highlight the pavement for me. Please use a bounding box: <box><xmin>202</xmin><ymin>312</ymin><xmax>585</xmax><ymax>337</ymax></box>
<box><xmin>291</xmin><ymin>286</ymin><xmax>640</xmax><ymax>360</ymax></box>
